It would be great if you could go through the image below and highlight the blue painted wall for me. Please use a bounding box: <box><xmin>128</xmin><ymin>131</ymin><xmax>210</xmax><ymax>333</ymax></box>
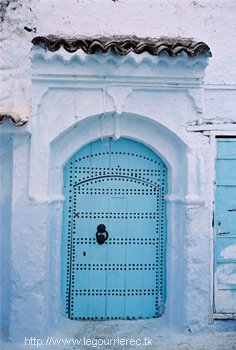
<box><xmin>0</xmin><ymin>134</ymin><xmax>13</xmax><ymax>334</ymax></box>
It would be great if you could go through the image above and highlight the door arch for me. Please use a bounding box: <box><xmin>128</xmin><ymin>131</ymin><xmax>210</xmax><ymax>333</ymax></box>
<box><xmin>61</xmin><ymin>138</ymin><xmax>167</xmax><ymax>320</ymax></box>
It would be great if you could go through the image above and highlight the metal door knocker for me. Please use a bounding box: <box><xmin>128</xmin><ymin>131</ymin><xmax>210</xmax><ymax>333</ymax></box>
<box><xmin>96</xmin><ymin>224</ymin><xmax>108</xmax><ymax>245</ymax></box>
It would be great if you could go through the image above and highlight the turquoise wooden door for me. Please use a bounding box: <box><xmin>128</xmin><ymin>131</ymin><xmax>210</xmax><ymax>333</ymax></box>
<box><xmin>214</xmin><ymin>138</ymin><xmax>236</xmax><ymax>313</ymax></box>
<box><xmin>61</xmin><ymin>138</ymin><xmax>167</xmax><ymax>320</ymax></box>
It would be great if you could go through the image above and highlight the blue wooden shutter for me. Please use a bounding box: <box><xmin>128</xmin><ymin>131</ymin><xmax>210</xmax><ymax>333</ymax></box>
<box><xmin>214</xmin><ymin>138</ymin><xmax>236</xmax><ymax>314</ymax></box>
<box><xmin>62</xmin><ymin>138</ymin><xmax>167</xmax><ymax>320</ymax></box>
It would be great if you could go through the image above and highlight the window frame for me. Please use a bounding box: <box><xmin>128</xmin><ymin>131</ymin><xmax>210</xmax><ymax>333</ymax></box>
<box><xmin>209</xmin><ymin>131</ymin><xmax>236</xmax><ymax>322</ymax></box>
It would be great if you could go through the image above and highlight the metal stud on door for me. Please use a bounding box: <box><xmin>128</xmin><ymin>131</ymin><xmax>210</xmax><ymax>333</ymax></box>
<box><xmin>61</xmin><ymin>138</ymin><xmax>167</xmax><ymax>320</ymax></box>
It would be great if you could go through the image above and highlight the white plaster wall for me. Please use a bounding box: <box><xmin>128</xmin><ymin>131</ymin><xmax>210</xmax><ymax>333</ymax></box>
<box><xmin>2</xmin><ymin>50</ymin><xmax>218</xmax><ymax>340</ymax></box>
<box><xmin>1</xmin><ymin>0</ymin><xmax>236</xmax><ymax>123</ymax></box>
<box><xmin>1</xmin><ymin>0</ymin><xmax>236</xmax><ymax>343</ymax></box>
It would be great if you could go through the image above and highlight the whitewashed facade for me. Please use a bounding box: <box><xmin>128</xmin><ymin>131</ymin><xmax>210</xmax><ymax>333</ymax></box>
<box><xmin>1</xmin><ymin>0</ymin><xmax>236</xmax><ymax>344</ymax></box>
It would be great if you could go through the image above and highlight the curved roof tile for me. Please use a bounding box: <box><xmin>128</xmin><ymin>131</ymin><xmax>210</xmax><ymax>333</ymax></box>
<box><xmin>0</xmin><ymin>114</ymin><xmax>28</xmax><ymax>127</ymax></box>
<box><xmin>32</xmin><ymin>36</ymin><xmax>211</xmax><ymax>57</ymax></box>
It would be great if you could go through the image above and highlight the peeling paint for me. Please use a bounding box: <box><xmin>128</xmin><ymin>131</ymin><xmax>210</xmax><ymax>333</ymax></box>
<box><xmin>220</xmin><ymin>243</ymin><xmax>236</xmax><ymax>260</ymax></box>
<box><xmin>217</xmin><ymin>231</ymin><xmax>230</xmax><ymax>236</ymax></box>
<box><xmin>215</xmin><ymin>289</ymin><xmax>236</xmax><ymax>313</ymax></box>
<box><xmin>217</xmin><ymin>264</ymin><xmax>236</xmax><ymax>285</ymax></box>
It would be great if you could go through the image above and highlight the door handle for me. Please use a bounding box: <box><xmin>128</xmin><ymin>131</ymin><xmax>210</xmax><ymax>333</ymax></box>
<box><xmin>96</xmin><ymin>224</ymin><xmax>109</xmax><ymax>245</ymax></box>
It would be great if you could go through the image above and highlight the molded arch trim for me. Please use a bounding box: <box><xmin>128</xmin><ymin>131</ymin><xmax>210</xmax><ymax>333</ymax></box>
<box><xmin>49</xmin><ymin>112</ymin><xmax>188</xmax><ymax>199</ymax></box>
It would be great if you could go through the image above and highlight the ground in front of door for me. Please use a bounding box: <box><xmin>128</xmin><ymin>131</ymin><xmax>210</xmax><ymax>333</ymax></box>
<box><xmin>1</xmin><ymin>318</ymin><xmax>236</xmax><ymax>350</ymax></box>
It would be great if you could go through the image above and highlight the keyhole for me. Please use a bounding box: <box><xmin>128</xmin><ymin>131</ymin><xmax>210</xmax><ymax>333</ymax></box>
<box><xmin>83</xmin><ymin>251</ymin><xmax>86</xmax><ymax>256</ymax></box>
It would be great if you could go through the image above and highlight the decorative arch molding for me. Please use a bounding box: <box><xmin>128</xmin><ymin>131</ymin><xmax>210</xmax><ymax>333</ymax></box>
<box><xmin>48</xmin><ymin>112</ymin><xmax>188</xmax><ymax>202</ymax></box>
<box><xmin>30</xmin><ymin>44</ymin><xmax>210</xmax><ymax>205</ymax></box>
<box><xmin>43</xmin><ymin>107</ymin><xmax>208</xmax><ymax>330</ymax></box>
<box><xmin>45</xmin><ymin>111</ymin><xmax>189</xmax><ymax>327</ymax></box>
<box><xmin>29</xmin><ymin>109</ymin><xmax>204</xmax><ymax>207</ymax></box>
<box><xmin>27</xmin><ymin>44</ymin><xmax>210</xmax><ymax>330</ymax></box>
<box><xmin>4</xmin><ymin>37</ymin><xmax>213</xmax><ymax>341</ymax></box>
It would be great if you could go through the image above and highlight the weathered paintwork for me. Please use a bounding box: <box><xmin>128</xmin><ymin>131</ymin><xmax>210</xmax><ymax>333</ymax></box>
<box><xmin>214</xmin><ymin>138</ymin><xmax>236</xmax><ymax>313</ymax></box>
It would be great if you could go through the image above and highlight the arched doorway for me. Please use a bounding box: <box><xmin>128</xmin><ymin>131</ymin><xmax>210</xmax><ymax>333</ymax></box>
<box><xmin>61</xmin><ymin>138</ymin><xmax>167</xmax><ymax>320</ymax></box>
